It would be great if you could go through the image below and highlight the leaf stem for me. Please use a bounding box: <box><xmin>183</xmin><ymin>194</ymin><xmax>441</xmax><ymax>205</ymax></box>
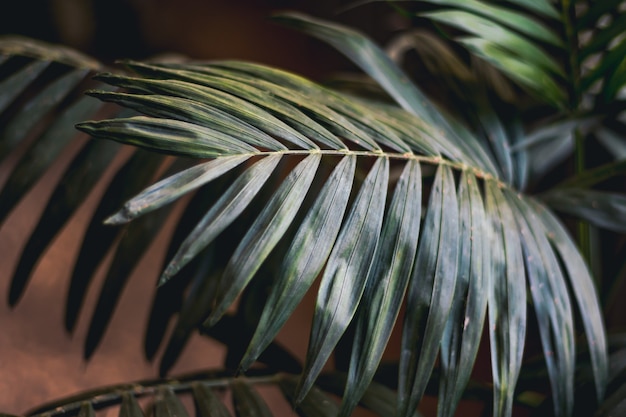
<box><xmin>26</xmin><ymin>370</ymin><xmax>282</xmax><ymax>417</ymax></box>
<box><xmin>561</xmin><ymin>0</ymin><xmax>581</xmax><ymax>109</ymax></box>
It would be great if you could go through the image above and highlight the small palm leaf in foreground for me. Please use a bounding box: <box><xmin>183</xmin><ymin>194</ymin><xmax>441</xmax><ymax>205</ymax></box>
<box><xmin>21</xmin><ymin>369</ymin><xmax>409</xmax><ymax>417</ymax></box>
<box><xmin>77</xmin><ymin>19</ymin><xmax>606</xmax><ymax>414</ymax></box>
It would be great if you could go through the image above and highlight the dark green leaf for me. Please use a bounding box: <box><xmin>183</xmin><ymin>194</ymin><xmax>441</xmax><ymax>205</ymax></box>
<box><xmin>192</xmin><ymin>383</ymin><xmax>232</xmax><ymax>417</ymax></box>
<box><xmin>96</xmin><ymin>69</ymin><xmax>324</xmax><ymax>150</ymax></box>
<box><xmin>340</xmin><ymin>160</ymin><xmax>422</xmax><ymax>417</ymax></box>
<box><xmin>207</xmin><ymin>61</ymin><xmax>413</xmax><ymax>153</ymax></box>
<box><xmin>579</xmin><ymin>12</ymin><xmax>626</xmax><ymax>60</ymax></box>
<box><xmin>553</xmin><ymin>159</ymin><xmax>626</xmax><ymax>189</ymax></box>
<box><xmin>475</xmin><ymin>107</ymin><xmax>514</xmax><ymax>186</ymax></box>
<box><xmin>0</xmin><ymin>76</ymin><xmax>101</xmax><ymax>228</ymax></box>
<box><xmin>501</xmin><ymin>0</ymin><xmax>559</xmax><ymax>18</ymax></box>
<box><xmin>596</xmin><ymin>127</ymin><xmax>626</xmax><ymax>160</ymax></box>
<box><xmin>0</xmin><ymin>35</ymin><xmax>100</xmax><ymax>68</ymax></box>
<box><xmin>297</xmin><ymin>157</ymin><xmax>389</xmax><ymax>403</ymax></box>
<box><xmin>107</xmin><ymin>155</ymin><xmax>249</xmax><ymax>224</ymax></box>
<box><xmin>78</xmin><ymin>402</ymin><xmax>95</xmax><ymax>417</ymax></box>
<box><xmin>231</xmin><ymin>380</ymin><xmax>273</xmax><ymax>417</ymax></box>
<box><xmin>158</xmin><ymin>254</ymin><xmax>218</xmax><ymax>376</ymax></box>
<box><xmin>77</xmin><ymin>116</ymin><xmax>257</xmax><ymax>158</ymax></box>
<box><xmin>272</xmin><ymin>12</ymin><xmax>499</xmax><ymax>174</ymax></box>
<box><xmin>119</xmin><ymin>393</ymin><xmax>145</xmax><ymax>417</ymax></box>
<box><xmin>540</xmin><ymin>189</ymin><xmax>626</xmax><ymax>233</ymax></box>
<box><xmin>438</xmin><ymin>170</ymin><xmax>488</xmax><ymax>417</ymax></box>
<box><xmin>155</xmin><ymin>388</ymin><xmax>190</xmax><ymax>417</ymax></box>
<box><xmin>87</xmin><ymin>91</ymin><xmax>287</xmax><ymax>151</ymax></box>
<box><xmin>176</xmin><ymin>66</ymin><xmax>381</xmax><ymax>152</ymax></box>
<box><xmin>0</xmin><ymin>59</ymin><xmax>49</xmax><ymax>114</ymax></box>
<box><xmin>83</xmin><ymin>159</ymin><xmax>189</xmax><ymax>359</ymax></box>
<box><xmin>575</xmin><ymin>0</ymin><xmax>623</xmax><ymax>30</ymax></box>
<box><xmin>0</xmin><ymin>68</ymin><xmax>89</xmax><ymax>161</ymax></box>
<box><xmin>509</xmin><ymin>192</ymin><xmax>575</xmax><ymax>417</ymax></box>
<box><xmin>484</xmin><ymin>180</ymin><xmax>526</xmax><ymax>417</ymax></box>
<box><xmin>278</xmin><ymin>374</ymin><xmax>339</xmax><ymax>417</ymax></box>
<box><xmin>204</xmin><ymin>154</ymin><xmax>321</xmax><ymax>326</ymax></box>
<box><xmin>399</xmin><ymin>164</ymin><xmax>459</xmax><ymax>417</ymax></box>
<box><xmin>161</xmin><ymin>154</ymin><xmax>281</xmax><ymax>284</ymax></box>
<box><xmin>580</xmin><ymin>37</ymin><xmax>626</xmax><ymax>97</ymax></box>
<box><xmin>240</xmin><ymin>156</ymin><xmax>355</xmax><ymax>371</ymax></box>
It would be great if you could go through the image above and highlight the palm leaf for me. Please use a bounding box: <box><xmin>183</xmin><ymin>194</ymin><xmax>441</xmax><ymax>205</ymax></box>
<box><xmin>438</xmin><ymin>169</ymin><xmax>488</xmax><ymax>417</ymax></box>
<box><xmin>21</xmin><ymin>368</ymin><xmax>421</xmax><ymax>417</ymax></box>
<box><xmin>1</xmin><ymin>10</ymin><xmax>614</xmax><ymax>417</ymax></box>
<box><xmin>376</xmin><ymin>0</ymin><xmax>567</xmax><ymax>107</ymax></box>
<box><xmin>483</xmin><ymin>180</ymin><xmax>526</xmax><ymax>417</ymax></box>
<box><xmin>76</xmin><ymin>53</ymin><xmax>607</xmax><ymax>414</ymax></box>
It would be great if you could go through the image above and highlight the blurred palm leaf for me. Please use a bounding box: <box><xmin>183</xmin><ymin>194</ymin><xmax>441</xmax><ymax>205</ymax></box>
<box><xmin>21</xmin><ymin>368</ymin><xmax>408</xmax><ymax>417</ymax></box>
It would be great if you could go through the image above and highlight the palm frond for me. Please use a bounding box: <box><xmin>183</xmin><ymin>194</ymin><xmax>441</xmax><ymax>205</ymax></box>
<box><xmin>21</xmin><ymin>369</ymin><xmax>410</xmax><ymax>417</ymax></box>
<box><xmin>1</xmin><ymin>9</ymin><xmax>615</xmax><ymax>417</ymax></box>
<box><xmin>76</xmin><ymin>55</ymin><xmax>607</xmax><ymax>417</ymax></box>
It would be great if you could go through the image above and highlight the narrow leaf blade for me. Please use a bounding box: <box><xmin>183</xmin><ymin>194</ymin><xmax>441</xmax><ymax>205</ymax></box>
<box><xmin>399</xmin><ymin>164</ymin><xmax>459</xmax><ymax>417</ymax></box>
<box><xmin>297</xmin><ymin>157</ymin><xmax>389</xmax><ymax>402</ymax></box>
<box><xmin>240</xmin><ymin>155</ymin><xmax>356</xmax><ymax>371</ymax></box>
<box><xmin>340</xmin><ymin>160</ymin><xmax>422</xmax><ymax>417</ymax></box>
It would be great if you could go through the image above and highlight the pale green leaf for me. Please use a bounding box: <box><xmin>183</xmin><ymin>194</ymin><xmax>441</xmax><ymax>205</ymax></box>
<box><xmin>459</xmin><ymin>37</ymin><xmax>566</xmax><ymax>107</ymax></box>
<box><xmin>414</xmin><ymin>0</ymin><xmax>563</xmax><ymax>46</ymax></box>
<box><xmin>424</xmin><ymin>10</ymin><xmax>563</xmax><ymax>75</ymax></box>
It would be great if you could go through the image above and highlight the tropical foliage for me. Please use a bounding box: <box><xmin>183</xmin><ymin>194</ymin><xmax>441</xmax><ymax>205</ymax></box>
<box><xmin>1</xmin><ymin>1</ymin><xmax>625</xmax><ymax>417</ymax></box>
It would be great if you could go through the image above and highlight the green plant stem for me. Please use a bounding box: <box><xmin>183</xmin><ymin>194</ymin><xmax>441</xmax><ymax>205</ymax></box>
<box><xmin>561</xmin><ymin>0</ymin><xmax>581</xmax><ymax>109</ymax></box>
<box><xmin>574</xmin><ymin>128</ymin><xmax>595</xmax><ymax>283</ymax></box>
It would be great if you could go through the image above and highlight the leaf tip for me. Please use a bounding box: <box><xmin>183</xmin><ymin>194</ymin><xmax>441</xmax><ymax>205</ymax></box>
<box><xmin>157</xmin><ymin>272</ymin><xmax>172</xmax><ymax>288</ymax></box>
<box><xmin>103</xmin><ymin>211</ymin><xmax>129</xmax><ymax>225</ymax></box>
